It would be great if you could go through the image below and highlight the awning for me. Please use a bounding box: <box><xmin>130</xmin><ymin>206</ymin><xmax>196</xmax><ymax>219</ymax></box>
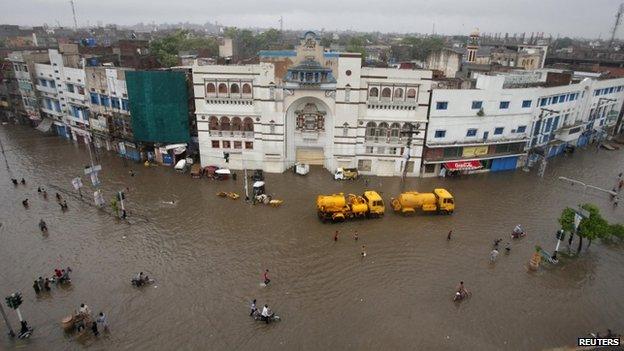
<box><xmin>36</xmin><ymin>118</ymin><xmax>54</xmax><ymax>133</ymax></box>
<box><xmin>444</xmin><ymin>161</ymin><xmax>482</xmax><ymax>171</ymax></box>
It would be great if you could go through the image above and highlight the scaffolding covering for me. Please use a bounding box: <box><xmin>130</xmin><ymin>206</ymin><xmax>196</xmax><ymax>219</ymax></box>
<box><xmin>126</xmin><ymin>70</ymin><xmax>190</xmax><ymax>143</ymax></box>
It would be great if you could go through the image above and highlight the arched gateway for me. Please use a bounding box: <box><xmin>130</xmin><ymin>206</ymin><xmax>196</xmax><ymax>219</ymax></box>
<box><xmin>284</xmin><ymin>97</ymin><xmax>333</xmax><ymax>168</ymax></box>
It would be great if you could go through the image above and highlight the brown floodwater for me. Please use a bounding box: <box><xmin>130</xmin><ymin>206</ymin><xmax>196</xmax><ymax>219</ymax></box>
<box><xmin>0</xmin><ymin>124</ymin><xmax>623</xmax><ymax>351</ymax></box>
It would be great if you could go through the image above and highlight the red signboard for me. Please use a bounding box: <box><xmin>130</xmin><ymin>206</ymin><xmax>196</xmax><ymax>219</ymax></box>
<box><xmin>444</xmin><ymin>161</ymin><xmax>482</xmax><ymax>171</ymax></box>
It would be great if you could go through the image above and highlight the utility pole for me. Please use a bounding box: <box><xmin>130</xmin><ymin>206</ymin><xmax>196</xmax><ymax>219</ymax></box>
<box><xmin>69</xmin><ymin>0</ymin><xmax>78</xmax><ymax>30</ymax></box>
<box><xmin>0</xmin><ymin>133</ymin><xmax>12</xmax><ymax>176</ymax></box>
<box><xmin>400</xmin><ymin>122</ymin><xmax>421</xmax><ymax>182</ymax></box>
<box><xmin>0</xmin><ymin>303</ymin><xmax>15</xmax><ymax>337</ymax></box>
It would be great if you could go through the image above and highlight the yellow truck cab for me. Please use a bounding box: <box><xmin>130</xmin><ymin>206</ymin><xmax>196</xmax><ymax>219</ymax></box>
<box><xmin>362</xmin><ymin>191</ymin><xmax>385</xmax><ymax>217</ymax></box>
<box><xmin>434</xmin><ymin>188</ymin><xmax>455</xmax><ymax>214</ymax></box>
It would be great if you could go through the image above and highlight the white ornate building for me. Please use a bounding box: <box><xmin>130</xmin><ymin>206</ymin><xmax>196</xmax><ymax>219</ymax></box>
<box><xmin>193</xmin><ymin>31</ymin><xmax>432</xmax><ymax>177</ymax></box>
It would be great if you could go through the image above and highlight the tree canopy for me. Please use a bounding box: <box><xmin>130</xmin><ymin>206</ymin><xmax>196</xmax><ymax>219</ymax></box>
<box><xmin>392</xmin><ymin>36</ymin><xmax>445</xmax><ymax>62</ymax></box>
<box><xmin>558</xmin><ymin>203</ymin><xmax>617</xmax><ymax>252</ymax></box>
<box><xmin>150</xmin><ymin>30</ymin><xmax>219</xmax><ymax>67</ymax></box>
<box><xmin>223</xmin><ymin>28</ymin><xmax>283</xmax><ymax>59</ymax></box>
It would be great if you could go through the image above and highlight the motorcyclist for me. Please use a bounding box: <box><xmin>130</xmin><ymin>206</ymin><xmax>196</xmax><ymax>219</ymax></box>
<box><xmin>39</xmin><ymin>219</ymin><xmax>48</xmax><ymax>232</ymax></box>
<box><xmin>260</xmin><ymin>304</ymin><xmax>274</xmax><ymax>324</ymax></box>
<box><xmin>513</xmin><ymin>224</ymin><xmax>523</xmax><ymax>234</ymax></box>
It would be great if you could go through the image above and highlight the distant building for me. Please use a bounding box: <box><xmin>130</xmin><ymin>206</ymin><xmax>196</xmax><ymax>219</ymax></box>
<box><xmin>193</xmin><ymin>31</ymin><xmax>432</xmax><ymax>177</ymax></box>
<box><xmin>425</xmin><ymin>48</ymin><xmax>462</xmax><ymax>78</ymax></box>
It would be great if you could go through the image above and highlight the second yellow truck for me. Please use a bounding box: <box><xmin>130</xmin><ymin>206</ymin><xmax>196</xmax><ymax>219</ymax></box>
<box><xmin>391</xmin><ymin>188</ymin><xmax>455</xmax><ymax>215</ymax></box>
<box><xmin>316</xmin><ymin>191</ymin><xmax>385</xmax><ymax>222</ymax></box>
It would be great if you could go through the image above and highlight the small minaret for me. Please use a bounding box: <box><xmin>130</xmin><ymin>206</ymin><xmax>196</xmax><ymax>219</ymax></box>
<box><xmin>466</xmin><ymin>29</ymin><xmax>480</xmax><ymax>63</ymax></box>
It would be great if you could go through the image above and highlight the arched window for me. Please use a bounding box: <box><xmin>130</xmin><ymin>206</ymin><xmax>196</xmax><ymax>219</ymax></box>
<box><xmin>243</xmin><ymin>117</ymin><xmax>254</xmax><ymax>131</ymax></box>
<box><xmin>381</xmin><ymin>88</ymin><xmax>391</xmax><ymax>98</ymax></box>
<box><xmin>369</xmin><ymin>87</ymin><xmax>378</xmax><ymax>98</ymax></box>
<box><xmin>343</xmin><ymin>122</ymin><xmax>349</xmax><ymax>136</ymax></box>
<box><xmin>407</xmin><ymin>88</ymin><xmax>416</xmax><ymax>99</ymax></box>
<box><xmin>208</xmin><ymin>116</ymin><xmax>219</xmax><ymax>130</ymax></box>
<box><xmin>378</xmin><ymin>122</ymin><xmax>389</xmax><ymax>137</ymax></box>
<box><xmin>390</xmin><ymin>122</ymin><xmax>401</xmax><ymax>137</ymax></box>
<box><xmin>366</xmin><ymin>121</ymin><xmax>377</xmax><ymax>137</ymax></box>
<box><xmin>230</xmin><ymin>83</ymin><xmax>240</xmax><ymax>94</ymax></box>
<box><xmin>231</xmin><ymin>117</ymin><xmax>242</xmax><ymax>131</ymax></box>
<box><xmin>242</xmin><ymin>83</ymin><xmax>252</xmax><ymax>94</ymax></box>
<box><xmin>218</xmin><ymin>83</ymin><xmax>228</xmax><ymax>94</ymax></box>
<box><xmin>219</xmin><ymin>116</ymin><xmax>230</xmax><ymax>131</ymax></box>
<box><xmin>206</xmin><ymin>83</ymin><xmax>216</xmax><ymax>94</ymax></box>
<box><xmin>394</xmin><ymin>88</ymin><xmax>403</xmax><ymax>99</ymax></box>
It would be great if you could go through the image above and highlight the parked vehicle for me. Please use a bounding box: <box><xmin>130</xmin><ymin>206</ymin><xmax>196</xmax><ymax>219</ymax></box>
<box><xmin>174</xmin><ymin>159</ymin><xmax>187</xmax><ymax>172</ymax></box>
<box><xmin>204</xmin><ymin>165</ymin><xmax>219</xmax><ymax>179</ymax></box>
<box><xmin>390</xmin><ymin>188</ymin><xmax>454</xmax><ymax>215</ymax></box>
<box><xmin>214</xmin><ymin>168</ymin><xmax>231</xmax><ymax>180</ymax></box>
<box><xmin>295</xmin><ymin>163</ymin><xmax>310</xmax><ymax>176</ymax></box>
<box><xmin>316</xmin><ymin>190</ymin><xmax>384</xmax><ymax>222</ymax></box>
<box><xmin>334</xmin><ymin>167</ymin><xmax>358</xmax><ymax>180</ymax></box>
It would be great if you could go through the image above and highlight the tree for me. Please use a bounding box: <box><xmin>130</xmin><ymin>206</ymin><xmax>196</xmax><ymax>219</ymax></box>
<box><xmin>393</xmin><ymin>36</ymin><xmax>445</xmax><ymax>62</ymax></box>
<box><xmin>346</xmin><ymin>37</ymin><xmax>368</xmax><ymax>65</ymax></box>
<box><xmin>149</xmin><ymin>30</ymin><xmax>218</xmax><ymax>67</ymax></box>
<box><xmin>553</xmin><ymin>37</ymin><xmax>574</xmax><ymax>49</ymax></box>
<box><xmin>558</xmin><ymin>204</ymin><xmax>610</xmax><ymax>253</ymax></box>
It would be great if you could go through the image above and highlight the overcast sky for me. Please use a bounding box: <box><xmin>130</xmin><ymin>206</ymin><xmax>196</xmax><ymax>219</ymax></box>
<box><xmin>5</xmin><ymin>0</ymin><xmax>623</xmax><ymax>39</ymax></box>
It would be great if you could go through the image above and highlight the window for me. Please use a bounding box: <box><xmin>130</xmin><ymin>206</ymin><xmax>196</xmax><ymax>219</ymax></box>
<box><xmin>39</xmin><ymin>79</ymin><xmax>48</xmax><ymax>87</ymax></box>
<box><xmin>53</xmin><ymin>100</ymin><xmax>61</xmax><ymax>112</ymax></box>
<box><xmin>211</xmin><ymin>140</ymin><xmax>220</xmax><ymax>148</ymax></box>
<box><xmin>522</xmin><ymin>100</ymin><xmax>532</xmax><ymax>108</ymax></box>
<box><xmin>343</xmin><ymin>123</ymin><xmax>349</xmax><ymax>136</ymax></box>
<box><xmin>243</xmin><ymin>117</ymin><xmax>254</xmax><ymax>132</ymax></box>
<box><xmin>436</xmin><ymin>101</ymin><xmax>448</xmax><ymax>110</ymax></box>
<box><xmin>90</xmin><ymin>93</ymin><xmax>99</xmax><ymax>105</ymax></box>
<box><xmin>245</xmin><ymin>141</ymin><xmax>253</xmax><ymax>149</ymax></box>
<box><xmin>366</xmin><ymin>121</ymin><xmax>376</xmax><ymax>137</ymax></box>
<box><xmin>390</xmin><ymin>123</ymin><xmax>400</xmax><ymax>138</ymax></box>
<box><xmin>222</xmin><ymin>140</ymin><xmax>231</xmax><ymax>149</ymax></box>
<box><xmin>345</xmin><ymin>85</ymin><xmax>351</xmax><ymax>102</ymax></box>
<box><xmin>269</xmin><ymin>121</ymin><xmax>275</xmax><ymax>134</ymax></box>
<box><xmin>494</xmin><ymin>127</ymin><xmax>504</xmax><ymax>135</ymax></box>
<box><xmin>466</xmin><ymin>128</ymin><xmax>477</xmax><ymax>137</ymax></box>
<box><xmin>377</xmin><ymin>147</ymin><xmax>385</xmax><ymax>154</ymax></box>
<box><xmin>369</xmin><ymin>87</ymin><xmax>378</xmax><ymax>98</ymax></box>
<box><xmin>230</xmin><ymin>83</ymin><xmax>240</xmax><ymax>94</ymax></box>
<box><xmin>406</xmin><ymin>88</ymin><xmax>416</xmax><ymax>99</ymax></box>
<box><xmin>434</xmin><ymin>130</ymin><xmax>446</xmax><ymax>138</ymax></box>
<box><xmin>231</xmin><ymin>117</ymin><xmax>242</xmax><ymax>131</ymax></box>
<box><xmin>365</xmin><ymin>146</ymin><xmax>374</xmax><ymax>153</ymax></box>
<box><xmin>121</xmin><ymin>99</ymin><xmax>129</xmax><ymax>111</ymax></box>
<box><xmin>206</xmin><ymin>83</ymin><xmax>216</xmax><ymax>93</ymax></box>
<box><xmin>381</xmin><ymin>88</ymin><xmax>391</xmax><ymax>98</ymax></box>
<box><xmin>540</xmin><ymin>98</ymin><xmax>547</xmax><ymax>107</ymax></box>
<box><xmin>66</xmin><ymin>83</ymin><xmax>75</xmax><ymax>93</ymax></box>
<box><xmin>242</xmin><ymin>84</ymin><xmax>252</xmax><ymax>94</ymax></box>
<box><xmin>218</xmin><ymin>83</ymin><xmax>228</xmax><ymax>94</ymax></box>
<box><xmin>234</xmin><ymin>141</ymin><xmax>242</xmax><ymax>149</ymax></box>
<box><xmin>77</xmin><ymin>86</ymin><xmax>85</xmax><ymax>95</ymax></box>
<box><xmin>558</xmin><ymin>95</ymin><xmax>565</xmax><ymax>103</ymax></box>
<box><xmin>111</xmin><ymin>97</ymin><xmax>121</xmax><ymax>109</ymax></box>
<box><xmin>99</xmin><ymin>95</ymin><xmax>110</xmax><ymax>107</ymax></box>
<box><xmin>394</xmin><ymin>88</ymin><xmax>403</xmax><ymax>99</ymax></box>
<box><xmin>219</xmin><ymin>116</ymin><xmax>231</xmax><ymax>131</ymax></box>
<box><xmin>471</xmin><ymin>101</ymin><xmax>483</xmax><ymax>110</ymax></box>
<box><xmin>499</xmin><ymin>101</ymin><xmax>510</xmax><ymax>109</ymax></box>
<box><xmin>424</xmin><ymin>164</ymin><xmax>436</xmax><ymax>173</ymax></box>
<box><xmin>389</xmin><ymin>147</ymin><xmax>397</xmax><ymax>155</ymax></box>
<box><xmin>516</xmin><ymin>125</ymin><xmax>527</xmax><ymax>133</ymax></box>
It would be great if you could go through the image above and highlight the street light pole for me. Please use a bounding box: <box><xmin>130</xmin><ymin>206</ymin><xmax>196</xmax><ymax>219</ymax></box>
<box><xmin>0</xmin><ymin>303</ymin><xmax>15</xmax><ymax>337</ymax></box>
<box><xmin>400</xmin><ymin>122</ymin><xmax>421</xmax><ymax>182</ymax></box>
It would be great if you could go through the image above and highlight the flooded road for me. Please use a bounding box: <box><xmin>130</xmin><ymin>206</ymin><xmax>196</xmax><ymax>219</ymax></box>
<box><xmin>0</xmin><ymin>124</ymin><xmax>623</xmax><ymax>351</ymax></box>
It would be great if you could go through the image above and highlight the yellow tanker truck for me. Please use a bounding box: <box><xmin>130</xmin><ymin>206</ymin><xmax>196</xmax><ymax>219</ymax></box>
<box><xmin>316</xmin><ymin>191</ymin><xmax>385</xmax><ymax>222</ymax></box>
<box><xmin>391</xmin><ymin>188</ymin><xmax>455</xmax><ymax>215</ymax></box>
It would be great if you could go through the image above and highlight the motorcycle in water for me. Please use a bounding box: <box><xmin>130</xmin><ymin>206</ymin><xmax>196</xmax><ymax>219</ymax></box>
<box><xmin>453</xmin><ymin>290</ymin><xmax>471</xmax><ymax>302</ymax></box>
<box><xmin>131</xmin><ymin>276</ymin><xmax>155</xmax><ymax>287</ymax></box>
<box><xmin>17</xmin><ymin>321</ymin><xmax>33</xmax><ymax>339</ymax></box>
<box><xmin>251</xmin><ymin>310</ymin><xmax>281</xmax><ymax>323</ymax></box>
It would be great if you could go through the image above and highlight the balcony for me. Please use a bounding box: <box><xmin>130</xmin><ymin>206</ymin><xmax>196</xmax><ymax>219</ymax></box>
<box><xmin>208</xmin><ymin>130</ymin><xmax>254</xmax><ymax>139</ymax></box>
<box><xmin>36</xmin><ymin>85</ymin><xmax>57</xmax><ymax>95</ymax></box>
<box><xmin>426</xmin><ymin>134</ymin><xmax>529</xmax><ymax>148</ymax></box>
<box><xmin>365</xmin><ymin>135</ymin><xmax>405</xmax><ymax>145</ymax></box>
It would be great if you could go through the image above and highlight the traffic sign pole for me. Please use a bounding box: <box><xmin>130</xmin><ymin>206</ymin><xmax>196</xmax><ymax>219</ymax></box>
<box><xmin>0</xmin><ymin>303</ymin><xmax>15</xmax><ymax>337</ymax></box>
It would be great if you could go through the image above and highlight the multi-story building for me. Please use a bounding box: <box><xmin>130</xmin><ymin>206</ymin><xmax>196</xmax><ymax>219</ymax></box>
<box><xmin>423</xmin><ymin>72</ymin><xmax>624</xmax><ymax>177</ymax></box>
<box><xmin>85</xmin><ymin>66</ymin><xmax>133</xmax><ymax>153</ymax></box>
<box><xmin>34</xmin><ymin>45</ymin><xmax>91</xmax><ymax>143</ymax></box>
<box><xmin>7</xmin><ymin>50</ymin><xmax>50</xmax><ymax>125</ymax></box>
<box><xmin>193</xmin><ymin>31</ymin><xmax>432</xmax><ymax>177</ymax></box>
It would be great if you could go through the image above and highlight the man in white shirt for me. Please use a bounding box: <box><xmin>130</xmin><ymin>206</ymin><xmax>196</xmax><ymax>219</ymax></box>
<box><xmin>79</xmin><ymin>303</ymin><xmax>91</xmax><ymax>316</ymax></box>
<box><xmin>261</xmin><ymin>304</ymin><xmax>272</xmax><ymax>324</ymax></box>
